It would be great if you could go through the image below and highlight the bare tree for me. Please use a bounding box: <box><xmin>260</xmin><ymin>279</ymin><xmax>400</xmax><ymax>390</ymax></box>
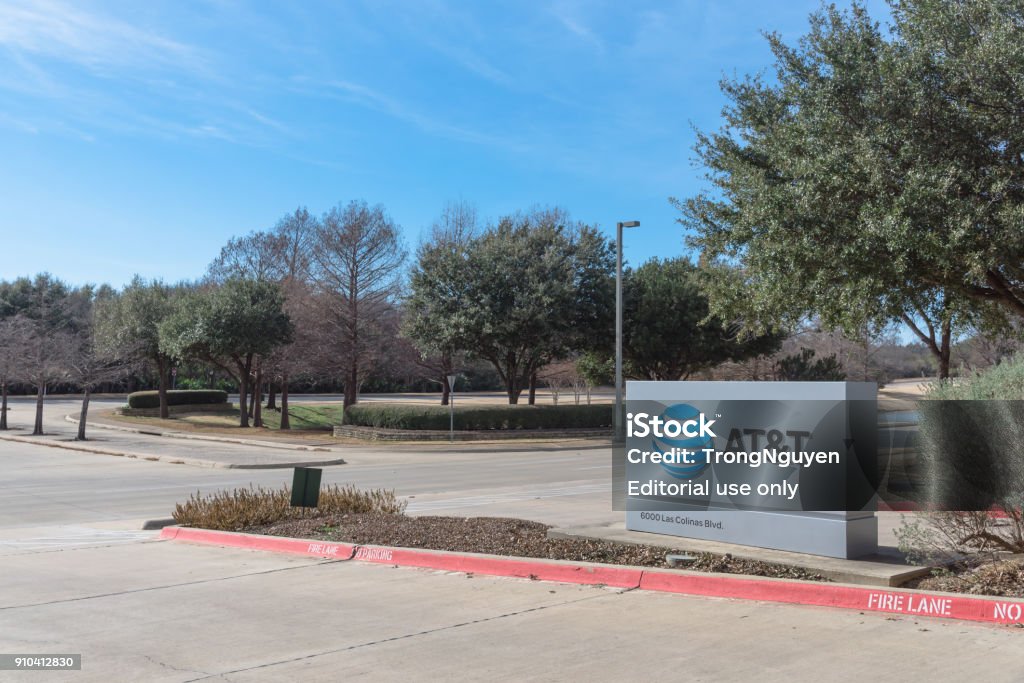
<box><xmin>312</xmin><ymin>200</ymin><xmax>406</xmax><ymax>408</ymax></box>
<box><xmin>272</xmin><ymin>207</ymin><xmax>317</xmax><ymax>285</ymax></box>
<box><xmin>22</xmin><ymin>322</ymin><xmax>75</xmax><ymax>435</ymax></box>
<box><xmin>262</xmin><ymin>282</ymin><xmax>323</xmax><ymax>430</ymax></box>
<box><xmin>66</xmin><ymin>305</ymin><xmax>129</xmax><ymax>440</ymax></box>
<box><xmin>206</xmin><ymin>232</ymin><xmax>280</xmax><ymax>284</ymax></box>
<box><xmin>427</xmin><ymin>199</ymin><xmax>478</xmax><ymax>247</ymax></box>
<box><xmin>0</xmin><ymin>316</ymin><xmax>31</xmax><ymax>430</ymax></box>
<box><xmin>13</xmin><ymin>276</ymin><xmax>88</xmax><ymax>435</ymax></box>
<box><xmin>264</xmin><ymin>209</ymin><xmax>317</xmax><ymax>413</ymax></box>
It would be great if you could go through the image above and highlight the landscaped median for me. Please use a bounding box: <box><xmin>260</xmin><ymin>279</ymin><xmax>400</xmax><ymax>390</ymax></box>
<box><xmin>158</xmin><ymin>525</ymin><xmax>1024</xmax><ymax>627</ymax></box>
<box><xmin>160</xmin><ymin>484</ymin><xmax>1024</xmax><ymax>627</ymax></box>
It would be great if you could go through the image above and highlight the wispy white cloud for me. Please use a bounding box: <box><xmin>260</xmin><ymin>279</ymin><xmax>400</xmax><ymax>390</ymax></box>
<box><xmin>0</xmin><ymin>111</ymin><xmax>39</xmax><ymax>134</ymax></box>
<box><xmin>369</xmin><ymin>0</ymin><xmax>513</xmax><ymax>87</ymax></box>
<box><xmin>422</xmin><ymin>39</ymin><xmax>513</xmax><ymax>86</ymax></box>
<box><xmin>0</xmin><ymin>0</ymin><xmax>207</xmax><ymax>75</ymax></box>
<box><xmin>0</xmin><ymin>0</ymin><xmax>301</xmax><ymax>146</ymax></box>
<box><xmin>548</xmin><ymin>0</ymin><xmax>605</xmax><ymax>52</ymax></box>
<box><xmin>300</xmin><ymin>77</ymin><xmax>530</xmax><ymax>154</ymax></box>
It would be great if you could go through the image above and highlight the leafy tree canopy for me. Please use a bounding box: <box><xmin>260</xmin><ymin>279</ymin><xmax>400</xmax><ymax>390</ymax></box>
<box><xmin>159</xmin><ymin>278</ymin><xmax>293</xmax><ymax>426</ymax></box>
<box><xmin>404</xmin><ymin>210</ymin><xmax>614</xmax><ymax>403</ymax></box>
<box><xmin>160</xmin><ymin>279</ymin><xmax>293</xmax><ymax>369</ymax></box>
<box><xmin>679</xmin><ymin>0</ymin><xmax>1024</xmax><ymax>361</ymax></box>
<box><xmin>624</xmin><ymin>257</ymin><xmax>783</xmax><ymax>380</ymax></box>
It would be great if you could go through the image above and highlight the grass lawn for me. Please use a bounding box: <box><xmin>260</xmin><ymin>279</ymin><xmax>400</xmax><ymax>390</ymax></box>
<box><xmin>95</xmin><ymin>403</ymin><xmax>345</xmax><ymax>443</ymax></box>
<box><xmin>259</xmin><ymin>404</ymin><xmax>345</xmax><ymax>430</ymax></box>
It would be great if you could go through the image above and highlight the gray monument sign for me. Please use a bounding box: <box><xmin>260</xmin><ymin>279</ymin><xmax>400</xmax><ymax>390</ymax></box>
<box><xmin>623</xmin><ymin>381</ymin><xmax>879</xmax><ymax>559</ymax></box>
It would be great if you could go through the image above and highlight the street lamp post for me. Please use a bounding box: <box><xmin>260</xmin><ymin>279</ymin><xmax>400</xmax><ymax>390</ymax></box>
<box><xmin>615</xmin><ymin>220</ymin><xmax>640</xmax><ymax>440</ymax></box>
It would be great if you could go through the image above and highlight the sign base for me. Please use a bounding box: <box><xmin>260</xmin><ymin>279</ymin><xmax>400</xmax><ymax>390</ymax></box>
<box><xmin>625</xmin><ymin>508</ymin><xmax>878</xmax><ymax>559</ymax></box>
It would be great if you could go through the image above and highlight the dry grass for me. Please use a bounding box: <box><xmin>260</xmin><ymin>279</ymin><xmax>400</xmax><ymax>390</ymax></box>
<box><xmin>173</xmin><ymin>484</ymin><xmax>407</xmax><ymax>531</ymax></box>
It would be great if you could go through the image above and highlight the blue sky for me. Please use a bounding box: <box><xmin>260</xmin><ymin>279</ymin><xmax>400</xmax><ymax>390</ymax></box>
<box><xmin>0</xmin><ymin>0</ymin><xmax>890</xmax><ymax>289</ymax></box>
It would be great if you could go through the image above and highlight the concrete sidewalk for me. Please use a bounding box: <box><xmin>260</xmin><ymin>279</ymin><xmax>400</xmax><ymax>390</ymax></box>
<box><xmin>1</xmin><ymin>531</ymin><xmax>1020</xmax><ymax>682</ymax></box>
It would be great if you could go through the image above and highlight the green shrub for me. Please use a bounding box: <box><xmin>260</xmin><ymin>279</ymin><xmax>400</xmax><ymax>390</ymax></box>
<box><xmin>343</xmin><ymin>403</ymin><xmax>612</xmax><ymax>430</ymax></box>
<box><xmin>173</xmin><ymin>484</ymin><xmax>407</xmax><ymax>531</ymax></box>
<box><xmin>127</xmin><ymin>389</ymin><xmax>228</xmax><ymax>409</ymax></box>
<box><xmin>926</xmin><ymin>355</ymin><xmax>1024</xmax><ymax>400</ymax></box>
<box><xmin>901</xmin><ymin>356</ymin><xmax>1024</xmax><ymax>563</ymax></box>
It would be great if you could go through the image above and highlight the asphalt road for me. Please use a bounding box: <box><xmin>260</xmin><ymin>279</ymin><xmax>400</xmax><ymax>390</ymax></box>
<box><xmin>1</xmin><ymin>394</ymin><xmax>1021</xmax><ymax>681</ymax></box>
<box><xmin>0</xmin><ymin>397</ymin><xmax>614</xmax><ymax>529</ymax></box>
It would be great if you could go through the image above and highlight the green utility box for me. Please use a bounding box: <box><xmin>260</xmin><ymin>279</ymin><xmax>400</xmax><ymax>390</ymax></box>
<box><xmin>290</xmin><ymin>467</ymin><xmax>322</xmax><ymax>508</ymax></box>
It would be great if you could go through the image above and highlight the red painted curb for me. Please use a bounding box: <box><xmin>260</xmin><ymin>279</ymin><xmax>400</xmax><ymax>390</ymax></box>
<box><xmin>637</xmin><ymin>570</ymin><xmax>1023</xmax><ymax>625</ymax></box>
<box><xmin>159</xmin><ymin>526</ymin><xmax>356</xmax><ymax>560</ymax></box>
<box><xmin>159</xmin><ymin>527</ymin><xmax>1024</xmax><ymax>626</ymax></box>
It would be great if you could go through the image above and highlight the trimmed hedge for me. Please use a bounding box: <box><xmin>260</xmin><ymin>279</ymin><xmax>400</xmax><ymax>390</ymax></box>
<box><xmin>127</xmin><ymin>389</ymin><xmax>229</xmax><ymax>410</ymax></box>
<box><xmin>343</xmin><ymin>403</ymin><xmax>612</xmax><ymax>431</ymax></box>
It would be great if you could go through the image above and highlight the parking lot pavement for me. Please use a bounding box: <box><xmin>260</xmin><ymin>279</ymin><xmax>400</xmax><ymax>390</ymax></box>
<box><xmin>1</xmin><ymin>536</ymin><xmax>1021</xmax><ymax>682</ymax></box>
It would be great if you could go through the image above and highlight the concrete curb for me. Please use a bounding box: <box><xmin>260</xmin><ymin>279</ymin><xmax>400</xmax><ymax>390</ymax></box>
<box><xmin>0</xmin><ymin>433</ymin><xmax>347</xmax><ymax>469</ymax></box>
<box><xmin>160</xmin><ymin>526</ymin><xmax>1024</xmax><ymax>626</ymax></box>
<box><xmin>333</xmin><ymin>424</ymin><xmax>612</xmax><ymax>442</ymax></box>
<box><xmin>65</xmin><ymin>414</ymin><xmax>332</xmax><ymax>452</ymax></box>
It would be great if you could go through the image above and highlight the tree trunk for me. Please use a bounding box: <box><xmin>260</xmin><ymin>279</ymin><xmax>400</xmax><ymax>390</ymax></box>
<box><xmin>0</xmin><ymin>379</ymin><xmax>8</xmax><ymax>430</ymax></box>
<box><xmin>506</xmin><ymin>371</ymin><xmax>520</xmax><ymax>405</ymax></box>
<box><xmin>247</xmin><ymin>374</ymin><xmax>256</xmax><ymax>418</ymax></box>
<box><xmin>76</xmin><ymin>388</ymin><xmax>90</xmax><ymax>441</ymax></box>
<box><xmin>253</xmin><ymin>362</ymin><xmax>264</xmax><ymax>428</ymax></box>
<box><xmin>157</xmin><ymin>358</ymin><xmax>170</xmax><ymax>419</ymax></box>
<box><xmin>528</xmin><ymin>371</ymin><xmax>538</xmax><ymax>405</ymax></box>
<box><xmin>33</xmin><ymin>382</ymin><xmax>44</xmax><ymax>435</ymax></box>
<box><xmin>237</xmin><ymin>357</ymin><xmax>251</xmax><ymax>428</ymax></box>
<box><xmin>439</xmin><ymin>352</ymin><xmax>453</xmax><ymax>406</ymax></box>
<box><xmin>267</xmin><ymin>381</ymin><xmax>277</xmax><ymax>411</ymax></box>
<box><xmin>939</xmin><ymin>319</ymin><xmax>952</xmax><ymax>380</ymax></box>
<box><xmin>344</xmin><ymin>357</ymin><xmax>358</xmax><ymax>409</ymax></box>
<box><xmin>280</xmin><ymin>374</ymin><xmax>290</xmax><ymax>430</ymax></box>
<box><xmin>901</xmin><ymin>310</ymin><xmax>954</xmax><ymax>381</ymax></box>
<box><xmin>343</xmin><ymin>266</ymin><xmax>360</xmax><ymax>410</ymax></box>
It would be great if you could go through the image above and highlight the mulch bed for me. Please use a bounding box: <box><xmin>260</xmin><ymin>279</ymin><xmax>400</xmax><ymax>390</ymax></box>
<box><xmin>248</xmin><ymin>513</ymin><xmax>830</xmax><ymax>581</ymax></box>
<box><xmin>909</xmin><ymin>558</ymin><xmax>1024</xmax><ymax>598</ymax></box>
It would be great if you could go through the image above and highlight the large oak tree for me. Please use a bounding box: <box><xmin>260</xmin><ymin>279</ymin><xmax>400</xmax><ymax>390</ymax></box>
<box><xmin>406</xmin><ymin>211</ymin><xmax>614</xmax><ymax>404</ymax></box>
<box><xmin>624</xmin><ymin>258</ymin><xmax>783</xmax><ymax>380</ymax></box>
<box><xmin>680</xmin><ymin>0</ymin><xmax>1024</xmax><ymax>377</ymax></box>
<box><xmin>160</xmin><ymin>279</ymin><xmax>293</xmax><ymax>427</ymax></box>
